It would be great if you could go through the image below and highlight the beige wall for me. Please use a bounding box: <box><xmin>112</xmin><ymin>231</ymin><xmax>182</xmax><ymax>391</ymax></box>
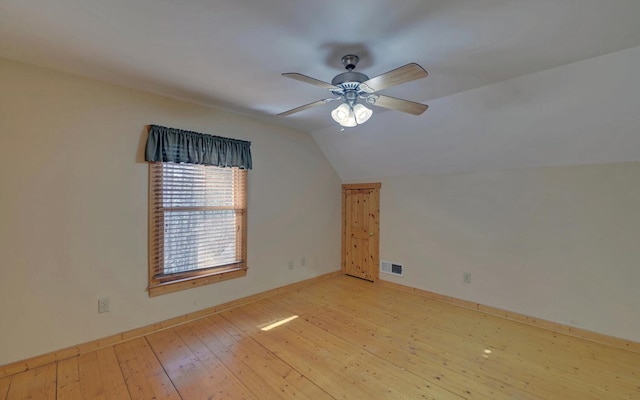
<box><xmin>377</xmin><ymin>163</ymin><xmax>640</xmax><ymax>342</ymax></box>
<box><xmin>0</xmin><ymin>58</ymin><xmax>342</xmax><ymax>365</ymax></box>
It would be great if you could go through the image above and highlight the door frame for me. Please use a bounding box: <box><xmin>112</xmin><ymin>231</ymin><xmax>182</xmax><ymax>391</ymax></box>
<box><xmin>341</xmin><ymin>183</ymin><xmax>381</xmax><ymax>282</ymax></box>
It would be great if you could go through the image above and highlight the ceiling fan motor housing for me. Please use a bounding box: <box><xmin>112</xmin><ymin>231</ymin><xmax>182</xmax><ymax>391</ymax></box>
<box><xmin>331</xmin><ymin>71</ymin><xmax>369</xmax><ymax>86</ymax></box>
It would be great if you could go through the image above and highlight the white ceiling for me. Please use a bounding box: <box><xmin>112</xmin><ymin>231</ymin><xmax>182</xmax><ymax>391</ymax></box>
<box><xmin>2</xmin><ymin>0</ymin><xmax>640</xmax><ymax>179</ymax></box>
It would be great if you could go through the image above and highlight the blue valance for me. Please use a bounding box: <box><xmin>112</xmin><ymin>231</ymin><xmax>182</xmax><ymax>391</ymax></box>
<box><xmin>145</xmin><ymin>125</ymin><xmax>252</xmax><ymax>169</ymax></box>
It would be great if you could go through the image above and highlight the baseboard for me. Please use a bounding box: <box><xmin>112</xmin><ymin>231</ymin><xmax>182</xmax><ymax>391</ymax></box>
<box><xmin>377</xmin><ymin>279</ymin><xmax>640</xmax><ymax>354</ymax></box>
<box><xmin>0</xmin><ymin>270</ymin><xmax>343</xmax><ymax>378</ymax></box>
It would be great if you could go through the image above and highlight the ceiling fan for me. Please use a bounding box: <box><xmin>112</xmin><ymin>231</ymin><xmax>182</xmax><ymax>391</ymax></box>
<box><xmin>278</xmin><ymin>55</ymin><xmax>429</xmax><ymax>128</ymax></box>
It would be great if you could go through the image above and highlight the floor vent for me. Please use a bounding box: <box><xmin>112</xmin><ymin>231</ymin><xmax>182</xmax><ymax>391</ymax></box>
<box><xmin>381</xmin><ymin>261</ymin><xmax>403</xmax><ymax>277</ymax></box>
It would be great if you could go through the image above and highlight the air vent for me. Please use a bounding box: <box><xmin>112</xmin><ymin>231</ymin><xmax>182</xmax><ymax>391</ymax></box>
<box><xmin>381</xmin><ymin>261</ymin><xmax>403</xmax><ymax>277</ymax></box>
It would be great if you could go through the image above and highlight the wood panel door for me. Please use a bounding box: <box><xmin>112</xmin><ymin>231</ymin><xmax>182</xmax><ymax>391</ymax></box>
<box><xmin>341</xmin><ymin>183</ymin><xmax>381</xmax><ymax>282</ymax></box>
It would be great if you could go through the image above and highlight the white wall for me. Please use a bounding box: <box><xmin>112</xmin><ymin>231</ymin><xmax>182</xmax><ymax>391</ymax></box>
<box><xmin>378</xmin><ymin>162</ymin><xmax>640</xmax><ymax>342</ymax></box>
<box><xmin>0</xmin><ymin>58</ymin><xmax>342</xmax><ymax>366</ymax></box>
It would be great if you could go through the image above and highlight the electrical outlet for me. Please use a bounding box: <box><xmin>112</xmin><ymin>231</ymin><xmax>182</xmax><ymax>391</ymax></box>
<box><xmin>288</xmin><ymin>260</ymin><xmax>294</xmax><ymax>270</ymax></box>
<box><xmin>463</xmin><ymin>272</ymin><xmax>472</xmax><ymax>284</ymax></box>
<box><xmin>98</xmin><ymin>297</ymin><xmax>110</xmax><ymax>313</ymax></box>
<box><xmin>300</xmin><ymin>257</ymin><xmax>306</xmax><ymax>267</ymax></box>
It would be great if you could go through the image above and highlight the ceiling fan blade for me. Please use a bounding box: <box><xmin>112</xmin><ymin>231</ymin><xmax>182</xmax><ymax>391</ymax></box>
<box><xmin>373</xmin><ymin>95</ymin><xmax>429</xmax><ymax>115</ymax></box>
<box><xmin>360</xmin><ymin>63</ymin><xmax>428</xmax><ymax>92</ymax></box>
<box><xmin>282</xmin><ymin>73</ymin><xmax>338</xmax><ymax>90</ymax></box>
<box><xmin>278</xmin><ymin>99</ymin><xmax>328</xmax><ymax>117</ymax></box>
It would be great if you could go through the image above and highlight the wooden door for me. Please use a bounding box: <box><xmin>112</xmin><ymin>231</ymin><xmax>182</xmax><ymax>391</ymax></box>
<box><xmin>342</xmin><ymin>183</ymin><xmax>381</xmax><ymax>282</ymax></box>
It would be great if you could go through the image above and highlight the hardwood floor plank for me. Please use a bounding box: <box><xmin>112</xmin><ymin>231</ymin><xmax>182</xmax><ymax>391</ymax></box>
<box><xmin>97</xmin><ymin>347</ymin><xmax>130</xmax><ymax>399</ymax></box>
<box><xmin>147</xmin><ymin>327</ymin><xmax>257</xmax><ymax>399</ymax></box>
<box><xmin>114</xmin><ymin>337</ymin><xmax>181</xmax><ymax>400</ymax></box>
<box><xmin>348</xmin><ymin>281</ymin><xmax>640</xmax><ymax>398</ymax></box>
<box><xmin>77</xmin><ymin>348</ymin><xmax>131</xmax><ymax>400</ymax></box>
<box><xmin>275</xmin><ymin>277</ymin><xmax>639</xmax><ymax>399</ymax></box>
<box><xmin>0</xmin><ymin>375</ymin><xmax>11</xmax><ymax>400</ymax></box>
<box><xmin>201</xmin><ymin>314</ymin><xmax>334</xmax><ymax>400</ymax></box>
<box><xmin>221</xmin><ymin>305</ymin><xmax>379</xmax><ymax>399</ymax></box>
<box><xmin>285</xmin><ymin>303</ymin><xmax>509</xmax><ymax>400</ymax></box>
<box><xmin>272</xmin><ymin>289</ymin><xmax>594</xmax><ymax>399</ymax></box>
<box><xmin>270</xmin><ymin>294</ymin><xmax>525</xmax><ymax>400</ymax></box>
<box><xmin>6</xmin><ymin>364</ymin><xmax>56</xmax><ymax>400</ymax></box>
<box><xmin>57</xmin><ymin>357</ymin><xmax>81</xmax><ymax>400</ymax></box>
<box><xmin>223</xmin><ymin>301</ymin><xmax>466</xmax><ymax>400</ymax></box>
<box><xmin>175</xmin><ymin>320</ymin><xmax>283</xmax><ymax>400</ymax></box>
<box><xmin>360</xmin><ymin>280</ymin><xmax>640</xmax><ymax>374</ymax></box>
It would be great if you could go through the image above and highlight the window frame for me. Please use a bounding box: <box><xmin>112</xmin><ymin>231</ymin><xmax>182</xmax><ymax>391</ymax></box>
<box><xmin>147</xmin><ymin>162</ymin><xmax>248</xmax><ymax>297</ymax></box>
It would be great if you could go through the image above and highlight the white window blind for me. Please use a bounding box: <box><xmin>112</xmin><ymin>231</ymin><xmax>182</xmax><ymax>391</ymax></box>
<box><xmin>149</xmin><ymin>162</ymin><xmax>247</xmax><ymax>287</ymax></box>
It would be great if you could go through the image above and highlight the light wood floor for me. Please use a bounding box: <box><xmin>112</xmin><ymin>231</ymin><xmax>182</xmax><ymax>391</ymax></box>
<box><xmin>2</xmin><ymin>275</ymin><xmax>639</xmax><ymax>399</ymax></box>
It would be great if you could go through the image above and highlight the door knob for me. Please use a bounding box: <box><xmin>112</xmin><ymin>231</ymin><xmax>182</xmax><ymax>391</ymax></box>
<box><xmin>369</xmin><ymin>232</ymin><xmax>374</xmax><ymax>236</ymax></box>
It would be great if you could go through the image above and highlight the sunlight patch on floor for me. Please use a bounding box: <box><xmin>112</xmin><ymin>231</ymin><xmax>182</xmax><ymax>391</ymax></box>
<box><xmin>259</xmin><ymin>315</ymin><xmax>299</xmax><ymax>331</ymax></box>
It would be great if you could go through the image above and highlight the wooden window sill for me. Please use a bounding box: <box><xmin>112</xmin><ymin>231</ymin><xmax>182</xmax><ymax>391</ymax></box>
<box><xmin>148</xmin><ymin>267</ymin><xmax>247</xmax><ymax>297</ymax></box>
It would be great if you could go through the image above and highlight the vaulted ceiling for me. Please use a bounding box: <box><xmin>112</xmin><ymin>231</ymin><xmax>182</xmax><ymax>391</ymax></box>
<box><xmin>2</xmin><ymin>0</ymin><xmax>640</xmax><ymax>179</ymax></box>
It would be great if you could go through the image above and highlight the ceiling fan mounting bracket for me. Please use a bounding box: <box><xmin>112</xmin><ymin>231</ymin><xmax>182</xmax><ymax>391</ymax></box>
<box><xmin>341</xmin><ymin>54</ymin><xmax>360</xmax><ymax>71</ymax></box>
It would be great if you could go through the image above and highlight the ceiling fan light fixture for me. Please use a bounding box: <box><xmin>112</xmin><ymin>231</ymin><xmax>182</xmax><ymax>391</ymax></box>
<box><xmin>331</xmin><ymin>103</ymin><xmax>351</xmax><ymax>123</ymax></box>
<box><xmin>341</xmin><ymin>109</ymin><xmax>358</xmax><ymax>128</ymax></box>
<box><xmin>344</xmin><ymin>114</ymin><xmax>357</xmax><ymax>127</ymax></box>
<box><xmin>332</xmin><ymin>102</ymin><xmax>372</xmax><ymax>128</ymax></box>
<box><xmin>331</xmin><ymin>103</ymin><xmax>357</xmax><ymax>127</ymax></box>
<box><xmin>353</xmin><ymin>103</ymin><xmax>373</xmax><ymax>124</ymax></box>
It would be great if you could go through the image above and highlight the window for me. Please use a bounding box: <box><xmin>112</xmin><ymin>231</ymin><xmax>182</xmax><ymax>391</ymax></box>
<box><xmin>144</xmin><ymin>124</ymin><xmax>252</xmax><ymax>297</ymax></box>
<box><xmin>148</xmin><ymin>162</ymin><xmax>247</xmax><ymax>296</ymax></box>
